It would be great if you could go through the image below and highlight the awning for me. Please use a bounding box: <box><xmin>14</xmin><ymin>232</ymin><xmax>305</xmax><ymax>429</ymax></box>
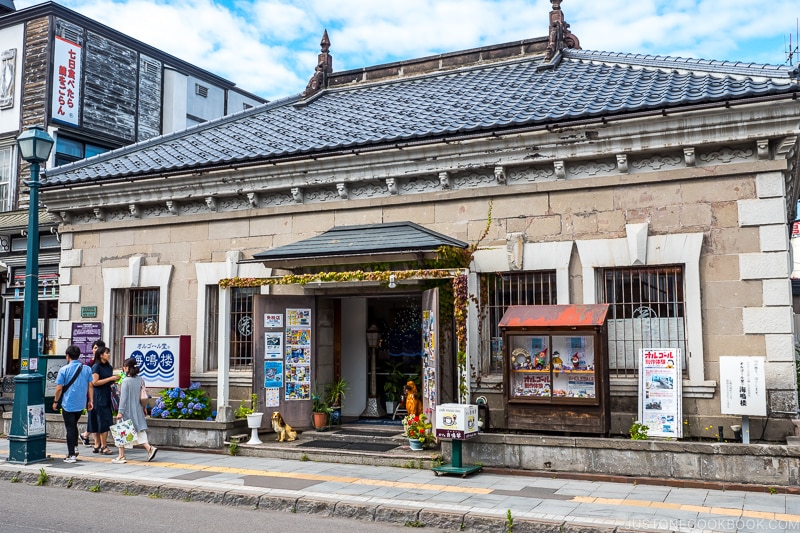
<box><xmin>250</xmin><ymin>221</ymin><xmax>468</xmax><ymax>268</ymax></box>
<box><xmin>499</xmin><ymin>304</ymin><xmax>610</xmax><ymax>328</ymax></box>
<box><xmin>0</xmin><ymin>209</ymin><xmax>56</xmax><ymax>232</ymax></box>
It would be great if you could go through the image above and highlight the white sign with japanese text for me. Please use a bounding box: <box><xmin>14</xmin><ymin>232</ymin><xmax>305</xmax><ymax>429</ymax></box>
<box><xmin>638</xmin><ymin>348</ymin><xmax>683</xmax><ymax>438</ymax></box>
<box><xmin>51</xmin><ymin>35</ymin><xmax>81</xmax><ymax>126</ymax></box>
<box><xmin>719</xmin><ymin>356</ymin><xmax>767</xmax><ymax>416</ymax></box>
<box><xmin>124</xmin><ymin>336</ymin><xmax>180</xmax><ymax>387</ymax></box>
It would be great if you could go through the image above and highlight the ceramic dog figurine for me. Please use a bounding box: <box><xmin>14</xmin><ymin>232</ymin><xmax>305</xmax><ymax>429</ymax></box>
<box><xmin>271</xmin><ymin>411</ymin><xmax>297</xmax><ymax>442</ymax></box>
<box><xmin>405</xmin><ymin>381</ymin><xmax>422</xmax><ymax>417</ymax></box>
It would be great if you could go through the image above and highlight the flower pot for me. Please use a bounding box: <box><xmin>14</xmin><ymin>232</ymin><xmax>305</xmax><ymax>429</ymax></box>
<box><xmin>330</xmin><ymin>406</ymin><xmax>341</xmax><ymax>426</ymax></box>
<box><xmin>408</xmin><ymin>438</ymin><xmax>423</xmax><ymax>451</ymax></box>
<box><xmin>246</xmin><ymin>412</ymin><xmax>263</xmax><ymax>445</ymax></box>
<box><xmin>312</xmin><ymin>411</ymin><xmax>328</xmax><ymax>431</ymax></box>
<box><xmin>386</xmin><ymin>401</ymin><xmax>396</xmax><ymax>415</ymax></box>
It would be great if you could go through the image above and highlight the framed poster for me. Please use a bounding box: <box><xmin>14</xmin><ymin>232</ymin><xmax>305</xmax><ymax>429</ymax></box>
<box><xmin>264</xmin><ymin>361</ymin><xmax>283</xmax><ymax>388</ymax></box>
<box><xmin>638</xmin><ymin>348</ymin><xmax>683</xmax><ymax>438</ymax></box>
<box><xmin>265</xmin><ymin>332</ymin><xmax>283</xmax><ymax>359</ymax></box>
<box><xmin>71</xmin><ymin>322</ymin><xmax>102</xmax><ymax>365</ymax></box>
<box><xmin>284</xmin><ymin>308</ymin><xmax>311</xmax><ymax>400</ymax></box>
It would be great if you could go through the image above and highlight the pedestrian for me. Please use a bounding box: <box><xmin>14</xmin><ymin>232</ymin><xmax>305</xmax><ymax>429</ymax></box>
<box><xmin>112</xmin><ymin>357</ymin><xmax>157</xmax><ymax>464</ymax></box>
<box><xmin>79</xmin><ymin>339</ymin><xmax>105</xmax><ymax>447</ymax></box>
<box><xmin>88</xmin><ymin>346</ymin><xmax>115</xmax><ymax>455</ymax></box>
<box><xmin>52</xmin><ymin>345</ymin><xmax>94</xmax><ymax>463</ymax></box>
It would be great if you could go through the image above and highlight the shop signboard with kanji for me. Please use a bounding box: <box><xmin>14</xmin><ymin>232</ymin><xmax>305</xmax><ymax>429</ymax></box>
<box><xmin>123</xmin><ymin>335</ymin><xmax>191</xmax><ymax>388</ymax></box>
<box><xmin>719</xmin><ymin>356</ymin><xmax>767</xmax><ymax>416</ymax></box>
<box><xmin>638</xmin><ymin>348</ymin><xmax>683</xmax><ymax>438</ymax></box>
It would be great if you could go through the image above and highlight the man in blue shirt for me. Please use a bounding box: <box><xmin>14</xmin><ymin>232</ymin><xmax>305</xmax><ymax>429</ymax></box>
<box><xmin>52</xmin><ymin>345</ymin><xmax>94</xmax><ymax>463</ymax></box>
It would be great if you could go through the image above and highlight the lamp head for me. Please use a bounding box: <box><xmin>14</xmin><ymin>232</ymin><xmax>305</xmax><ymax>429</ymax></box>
<box><xmin>388</xmin><ymin>274</ymin><xmax>397</xmax><ymax>289</ymax></box>
<box><xmin>17</xmin><ymin>125</ymin><xmax>54</xmax><ymax>164</ymax></box>
<box><xmin>366</xmin><ymin>324</ymin><xmax>380</xmax><ymax>348</ymax></box>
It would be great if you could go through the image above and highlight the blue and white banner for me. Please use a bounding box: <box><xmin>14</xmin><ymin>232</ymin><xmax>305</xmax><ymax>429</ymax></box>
<box><xmin>124</xmin><ymin>336</ymin><xmax>181</xmax><ymax>387</ymax></box>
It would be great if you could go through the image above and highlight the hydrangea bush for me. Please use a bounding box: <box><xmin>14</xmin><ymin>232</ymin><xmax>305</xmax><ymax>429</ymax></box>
<box><xmin>150</xmin><ymin>382</ymin><xmax>216</xmax><ymax>421</ymax></box>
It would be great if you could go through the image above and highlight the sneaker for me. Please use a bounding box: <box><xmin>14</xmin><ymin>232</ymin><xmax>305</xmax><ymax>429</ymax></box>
<box><xmin>79</xmin><ymin>433</ymin><xmax>92</xmax><ymax>447</ymax></box>
<box><xmin>63</xmin><ymin>456</ymin><xmax>77</xmax><ymax>464</ymax></box>
<box><xmin>147</xmin><ymin>447</ymin><xmax>158</xmax><ymax>462</ymax></box>
<box><xmin>111</xmin><ymin>457</ymin><xmax>127</xmax><ymax>464</ymax></box>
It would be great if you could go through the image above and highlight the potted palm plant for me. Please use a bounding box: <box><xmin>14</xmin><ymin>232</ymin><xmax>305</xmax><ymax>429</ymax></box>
<box><xmin>311</xmin><ymin>393</ymin><xmax>332</xmax><ymax>431</ymax></box>
<box><xmin>325</xmin><ymin>378</ymin><xmax>348</xmax><ymax>425</ymax></box>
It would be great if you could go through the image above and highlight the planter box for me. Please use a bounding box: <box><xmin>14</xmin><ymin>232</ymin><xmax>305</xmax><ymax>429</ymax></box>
<box><xmin>2</xmin><ymin>412</ymin><xmax>248</xmax><ymax>449</ymax></box>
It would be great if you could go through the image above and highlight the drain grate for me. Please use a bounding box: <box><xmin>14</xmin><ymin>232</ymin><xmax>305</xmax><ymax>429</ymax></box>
<box><xmin>297</xmin><ymin>440</ymin><xmax>398</xmax><ymax>452</ymax></box>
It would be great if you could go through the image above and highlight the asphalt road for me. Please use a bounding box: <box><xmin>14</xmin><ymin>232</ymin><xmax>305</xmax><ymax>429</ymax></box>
<box><xmin>0</xmin><ymin>481</ymin><xmax>444</xmax><ymax>533</ymax></box>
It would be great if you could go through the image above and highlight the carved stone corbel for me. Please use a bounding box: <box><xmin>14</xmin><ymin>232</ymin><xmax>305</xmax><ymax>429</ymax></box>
<box><xmin>247</xmin><ymin>192</ymin><xmax>259</xmax><ymax>208</ymax></box>
<box><xmin>438</xmin><ymin>171</ymin><xmax>452</xmax><ymax>189</ymax></box>
<box><xmin>336</xmin><ymin>182</ymin><xmax>348</xmax><ymax>199</ymax></box>
<box><xmin>683</xmin><ymin>147</ymin><xmax>696</xmax><ymax>167</ymax></box>
<box><xmin>616</xmin><ymin>154</ymin><xmax>628</xmax><ymax>173</ymax></box>
<box><xmin>129</xmin><ymin>203</ymin><xmax>140</xmax><ymax>218</ymax></box>
<box><xmin>166</xmin><ymin>200</ymin><xmax>179</xmax><ymax>215</ymax></box>
<box><xmin>757</xmin><ymin>139</ymin><xmax>770</xmax><ymax>160</ymax></box>
<box><xmin>554</xmin><ymin>160</ymin><xmax>566</xmax><ymax>179</ymax></box>
<box><xmin>93</xmin><ymin>207</ymin><xmax>105</xmax><ymax>222</ymax></box>
<box><xmin>494</xmin><ymin>165</ymin><xmax>507</xmax><ymax>185</ymax></box>
<box><xmin>386</xmin><ymin>178</ymin><xmax>398</xmax><ymax>195</ymax></box>
<box><xmin>205</xmin><ymin>196</ymin><xmax>217</xmax><ymax>211</ymax></box>
<box><xmin>291</xmin><ymin>187</ymin><xmax>304</xmax><ymax>203</ymax></box>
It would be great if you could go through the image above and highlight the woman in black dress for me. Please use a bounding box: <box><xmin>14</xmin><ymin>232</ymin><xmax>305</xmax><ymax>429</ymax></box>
<box><xmin>88</xmin><ymin>346</ymin><xmax>116</xmax><ymax>454</ymax></box>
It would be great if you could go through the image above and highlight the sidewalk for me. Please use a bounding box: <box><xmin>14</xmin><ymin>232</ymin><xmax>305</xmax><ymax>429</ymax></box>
<box><xmin>3</xmin><ymin>437</ymin><xmax>800</xmax><ymax>533</ymax></box>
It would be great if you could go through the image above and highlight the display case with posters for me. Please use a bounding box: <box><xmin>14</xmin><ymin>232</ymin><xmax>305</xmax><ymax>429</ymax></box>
<box><xmin>500</xmin><ymin>304</ymin><xmax>610</xmax><ymax>436</ymax></box>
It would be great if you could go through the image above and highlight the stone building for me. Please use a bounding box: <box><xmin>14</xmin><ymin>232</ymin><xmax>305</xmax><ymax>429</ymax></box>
<box><xmin>0</xmin><ymin>1</ymin><xmax>263</xmax><ymax>375</ymax></box>
<box><xmin>40</xmin><ymin>1</ymin><xmax>800</xmax><ymax>438</ymax></box>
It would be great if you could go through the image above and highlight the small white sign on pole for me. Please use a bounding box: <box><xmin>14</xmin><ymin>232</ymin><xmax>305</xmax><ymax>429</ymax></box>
<box><xmin>638</xmin><ymin>348</ymin><xmax>683</xmax><ymax>438</ymax></box>
<box><xmin>719</xmin><ymin>356</ymin><xmax>767</xmax><ymax>416</ymax></box>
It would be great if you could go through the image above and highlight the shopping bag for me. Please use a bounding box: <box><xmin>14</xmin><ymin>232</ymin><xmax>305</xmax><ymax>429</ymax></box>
<box><xmin>140</xmin><ymin>381</ymin><xmax>150</xmax><ymax>407</ymax></box>
<box><xmin>109</xmin><ymin>419</ymin><xmax>138</xmax><ymax>448</ymax></box>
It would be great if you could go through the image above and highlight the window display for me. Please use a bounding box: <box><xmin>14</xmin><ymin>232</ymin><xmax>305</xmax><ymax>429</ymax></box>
<box><xmin>508</xmin><ymin>335</ymin><xmax>597</xmax><ymax>400</ymax></box>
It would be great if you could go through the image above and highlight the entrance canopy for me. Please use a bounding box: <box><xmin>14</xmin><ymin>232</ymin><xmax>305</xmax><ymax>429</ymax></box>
<box><xmin>251</xmin><ymin>221</ymin><xmax>468</xmax><ymax>269</ymax></box>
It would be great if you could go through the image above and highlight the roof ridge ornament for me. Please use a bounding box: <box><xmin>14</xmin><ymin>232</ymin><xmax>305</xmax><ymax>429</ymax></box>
<box><xmin>545</xmin><ymin>0</ymin><xmax>581</xmax><ymax>62</ymax></box>
<box><xmin>301</xmin><ymin>29</ymin><xmax>333</xmax><ymax>98</ymax></box>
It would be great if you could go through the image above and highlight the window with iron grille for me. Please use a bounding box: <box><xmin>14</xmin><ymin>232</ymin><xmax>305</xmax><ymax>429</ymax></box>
<box><xmin>204</xmin><ymin>285</ymin><xmax>219</xmax><ymax>371</ymax></box>
<box><xmin>601</xmin><ymin>266</ymin><xmax>686</xmax><ymax>377</ymax></box>
<box><xmin>111</xmin><ymin>288</ymin><xmax>160</xmax><ymax>368</ymax></box>
<box><xmin>229</xmin><ymin>287</ymin><xmax>257</xmax><ymax>370</ymax></box>
<box><xmin>481</xmin><ymin>271</ymin><xmax>557</xmax><ymax>374</ymax></box>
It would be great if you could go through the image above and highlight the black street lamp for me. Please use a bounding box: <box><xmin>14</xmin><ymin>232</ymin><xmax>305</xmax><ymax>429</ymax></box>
<box><xmin>7</xmin><ymin>125</ymin><xmax>54</xmax><ymax>464</ymax></box>
<box><xmin>360</xmin><ymin>324</ymin><xmax>386</xmax><ymax>418</ymax></box>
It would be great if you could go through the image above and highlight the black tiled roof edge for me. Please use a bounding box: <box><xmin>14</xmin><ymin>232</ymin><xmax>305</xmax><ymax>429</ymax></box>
<box><xmin>564</xmin><ymin>49</ymin><xmax>797</xmax><ymax>79</ymax></box>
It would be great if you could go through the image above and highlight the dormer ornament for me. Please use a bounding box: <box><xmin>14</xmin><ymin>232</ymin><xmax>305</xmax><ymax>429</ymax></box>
<box><xmin>544</xmin><ymin>0</ymin><xmax>581</xmax><ymax>61</ymax></box>
<box><xmin>301</xmin><ymin>30</ymin><xmax>333</xmax><ymax>98</ymax></box>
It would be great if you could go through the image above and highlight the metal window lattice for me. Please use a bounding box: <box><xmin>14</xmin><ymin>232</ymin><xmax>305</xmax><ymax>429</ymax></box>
<box><xmin>601</xmin><ymin>266</ymin><xmax>686</xmax><ymax>377</ymax></box>
<box><xmin>111</xmin><ymin>288</ymin><xmax>160</xmax><ymax>368</ymax></box>
<box><xmin>229</xmin><ymin>287</ymin><xmax>257</xmax><ymax>370</ymax></box>
<box><xmin>482</xmin><ymin>271</ymin><xmax>557</xmax><ymax>374</ymax></box>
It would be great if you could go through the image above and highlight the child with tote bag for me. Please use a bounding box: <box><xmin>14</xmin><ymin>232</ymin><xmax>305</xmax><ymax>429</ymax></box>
<box><xmin>111</xmin><ymin>357</ymin><xmax>158</xmax><ymax>464</ymax></box>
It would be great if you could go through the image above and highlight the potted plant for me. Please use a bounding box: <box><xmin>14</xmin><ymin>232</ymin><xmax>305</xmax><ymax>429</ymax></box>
<box><xmin>383</xmin><ymin>361</ymin><xmax>405</xmax><ymax>415</ymax></box>
<box><xmin>403</xmin><ymin>412</ymin><xmax>434</xmax><ymax>450</ymax></box>
<box><xmin>235</xmin><ymin>393</ymin><xmax>263</xmax><ymax>426</ymax></box>
<box><xmin>311</xmin><ymin>393</ymin><xmax>332</xmax><ymax>431</ymax></box>
<box><xmin>325</xmin><ymin>378</ymin><xmax>348</xmax><ymax>425</ymax></box>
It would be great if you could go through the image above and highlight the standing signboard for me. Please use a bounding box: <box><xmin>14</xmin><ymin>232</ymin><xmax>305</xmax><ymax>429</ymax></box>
<box><xmin>638</xmin><ymin>348</ymin><xmax>683</xmax><ymax>438</ymax></box>
<box><xmin>71</xmin><ymin>322</ymin><xmax>102</xmax><ymax>365</ymax></box>
<box><xmin>719</xmin><ymin>356</ymin><xmax>767</xmax><ymax>416</ymax></box>
<box><xmin>123</xmin><ymin>335</ymin><xmax>190</xmax><ymax>388</ymax></box>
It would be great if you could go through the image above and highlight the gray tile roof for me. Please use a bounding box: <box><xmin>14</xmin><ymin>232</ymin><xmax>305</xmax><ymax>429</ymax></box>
<box><xmin>43</xmin><ymin>48</ymin><xmax>799</xmax><ymax>187</ymax></box>
<box><xmin>252</xmin><ymin>222</ymin><xmax>468</xmax><ymax>262</ymax></box>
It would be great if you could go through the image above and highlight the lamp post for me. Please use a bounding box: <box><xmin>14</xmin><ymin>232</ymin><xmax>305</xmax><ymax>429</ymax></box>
<box><xmin>361</xmin><ymin>324</ymin><xmax>386</xmax><ymax>418</ymax></box>
<box><xmin>7</xmin><ymin>125</ymin><xmax>54</xmax><ymax>464</ymax></box>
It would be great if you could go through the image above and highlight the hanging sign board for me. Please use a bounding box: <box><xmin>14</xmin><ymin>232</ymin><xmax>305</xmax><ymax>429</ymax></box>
<box><xmin>51</xmin><ymin>35</ymin><xmax>82</xmax><ymax>126</ymax></box>
<box><xmin>638</xmin><ymin>348</ymin><xmax>683</xmax><ymax>438</ymax></box>
<box><xmin>123</xmin><ymin>335</ymin><xmax>191</xmax><ymax>388</ymax></box>
<box><xmin>719</xmin><ymin>356</ymin><xmax>767</xmax><ymax>416</ymax></box>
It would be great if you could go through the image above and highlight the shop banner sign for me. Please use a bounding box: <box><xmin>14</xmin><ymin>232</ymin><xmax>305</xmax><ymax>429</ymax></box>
<box><xmin>638</xmin><ymin>348</ymin><xmax>682</xmax><ymax>438</ymax></box>
<box><xmin>124</xmin><ymin>336</ymin><xmax>180</xmax><ymax>387</ymax></box>
<box><xmin>719</xmin><ymin>356</ymin><xmax>766</xmax><ymax>416</ymax></box>
<box><xmin>51</xmin><ymin>35</ymin><xmax>82</xmax><ymax>126</ymax></box>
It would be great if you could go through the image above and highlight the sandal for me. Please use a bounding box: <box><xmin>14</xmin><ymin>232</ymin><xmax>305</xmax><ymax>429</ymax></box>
<box><xmin>92</xmin><ymin>447</ymin><xmax>100</xmax><ymax>454</ymax></box>
<box><xmin>99</xmin><ymin>447</ymin><xmax>114</xmax><ymax>455</ymax></box>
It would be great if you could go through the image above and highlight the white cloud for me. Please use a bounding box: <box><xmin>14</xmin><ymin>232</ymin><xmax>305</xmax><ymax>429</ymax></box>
<box><xmin>14</xmin><ymin>0</ymin><xmax>800</xmax><ymax>100</ymax></box>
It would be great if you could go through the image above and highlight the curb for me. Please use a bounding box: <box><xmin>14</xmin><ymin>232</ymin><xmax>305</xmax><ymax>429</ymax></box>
<box><xmin>0</xmin><ymin>464</ymin><xmax>636</xmax><ymax>533</ymax></box>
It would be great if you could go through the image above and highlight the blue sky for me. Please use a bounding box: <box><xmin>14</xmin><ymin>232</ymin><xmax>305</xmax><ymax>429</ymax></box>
<box><xmin>16</xmin><ymin>0</ymin><xmax>800</xmax><ymax>100</ymax></box>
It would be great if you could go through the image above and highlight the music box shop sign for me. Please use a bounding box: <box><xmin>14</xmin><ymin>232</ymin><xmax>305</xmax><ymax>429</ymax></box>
<box><xmin>435</xmin><ymin>403</ymin><xmax>479</xmax><ymax>440</ymax></box>
<box><xmin>123</xmin><ymin>335</ymin><xmax>191</xmax><ymax>388</ymax></box>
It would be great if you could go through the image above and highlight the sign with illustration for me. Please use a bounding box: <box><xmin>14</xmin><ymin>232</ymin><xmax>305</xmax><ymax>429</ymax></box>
<box><xmin>284</xmin><ymin>308</ymin><xmax>311</xmax><ymax>400</ymax></box>
<box><xmin>638</xmin><ymin>348</ymin><xmax>682</xmax><ymax>438</ymax></box>
<box><xmin>435</xmin><ymin>403</ymin><xmax>478</xmax><ymax>440</ymax></box>
<box><xmin>265</xmin><ymin>332</ymin><xmax>283</xmax><ymax>359</ymax></box>
<box><xmin>719</xmin><ymin>356</ymin><xmax>766</xmax><ymax>416</ymax></box>
<box><xmin>124</xmin><ymin>335</ymin><xmax>191</xmax><ymax>388</ymax></box>
<box><xmin>27</xmin><ymin>404</ymin><xmax>46</xmax><ymax>435</ymax></box>
<box><xmin>264</xmin><ymin>361</ymin><xmax>283</xmax><ymax>388</ymax></box>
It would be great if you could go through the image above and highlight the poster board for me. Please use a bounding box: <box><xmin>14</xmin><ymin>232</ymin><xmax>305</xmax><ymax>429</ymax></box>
<box><xmin>123</xmin><ymin>335</ymin><xmax>190</xmax><ymax>388</ymax></box>
<box><xmin>719</xmin><ymin>356</ymin><xmax>767</xmax><ymax>416</ymax></box>
<box><xmin>71</xmin><ymin>322</ymin><xmax>102</xmax><ymax>365</ymax></box>
<box><xmin>638</xmin><ymin>348</ymin><xmax>683</xmax><ymax>438</ymax></box>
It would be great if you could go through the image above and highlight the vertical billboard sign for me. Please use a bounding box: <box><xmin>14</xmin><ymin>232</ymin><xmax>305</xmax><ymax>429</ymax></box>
<box><xmin>51</xmin><ymin>35</ymin><xmax>81</xmax><ymax>126</ymax></box>
<box><xmin>719</xmin><ymin>356</ymin><xmax>767</xmax><ymax>416</ymax></box>
<box><xmin>638</xmin><ymin>348</ymin><xmax>683</xmax><ymax>438</ymax></box>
